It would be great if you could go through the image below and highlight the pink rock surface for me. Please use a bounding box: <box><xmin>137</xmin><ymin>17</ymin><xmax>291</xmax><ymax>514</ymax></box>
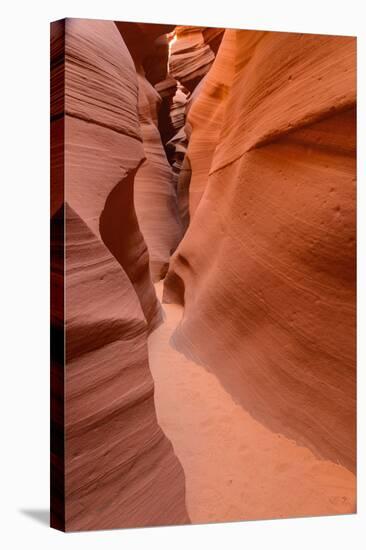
<box><xmin>53</xmin><ymin>18</ymin><xmax>189</xmax><ymax>530</ymax></box>
<box><xmin>135</xmin><ymin>73</ymin><xmax>183</xmax><ymax>280</ymax></box>
<box><xmin>51</xmin><ymin>20</ymin><xmax>356</xmax><ymax>530</ymax></box>
<box><xmin>164</xmin><ymin>29</ymin><xmax>356</xmax><ymax>472</ymax></box>
<box><xmin>166</xmin><ymin>127</ymin><xmax>190</xmax><ymax>231</ymax></box>
<box><xmin>116</xmin><ymin>22</ymin><xmax>183</xmax><ymax>281</ymax></box>
<box><xmin>169</xmin><ymin>26</ymin><xmax>224</xmax><ymax>92</ymax></box>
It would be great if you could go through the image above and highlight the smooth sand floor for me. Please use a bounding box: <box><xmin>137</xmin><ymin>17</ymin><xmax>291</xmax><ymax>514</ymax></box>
<box><xmin>148</xmin><ymin>282</ymin><xmax>356</xmax><ymax>523</ymax></box>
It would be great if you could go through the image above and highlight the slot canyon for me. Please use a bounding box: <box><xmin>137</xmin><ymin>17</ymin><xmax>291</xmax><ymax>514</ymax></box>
<box><xmin>51</xmin><ymin>18</ymin><xmax>356</xmax><ymax>531</ymax></box>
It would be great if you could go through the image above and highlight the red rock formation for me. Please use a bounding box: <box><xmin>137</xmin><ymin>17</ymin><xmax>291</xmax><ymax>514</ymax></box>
<box><xmin>135</xmin><ymin>73</ymin><xmax>183</xmax><ymax>280</ymax></box>
<box><xmin>51</xmin><ymin>18</ymin><xmax>189</xmax><ymax>531</ymax></box>
<box><xmin>114</xmin><ymin>21</ymin><xmax>174</xmax><ymax>77</ymax></box>
<box><xmin>50</xmin><ymin>20</ymin><xmax>66</xmax><ymax>530</ymax></box>
<box><xmin>160</xmin><ymin>26</ymin><xmax>224</xmax><ymax>180</ymax></box>
<box><xmin>169</xmin><ymin>26</ymin><xmax>224</xmax><ymax>92</ymax></box>
<box><xmin>155</xmin><ymin>76</ymin><xmax>179</xmax><ymax>147</ymax></box>
<box><xmin>182</xmin><ymin>30</ymin><xmax>236</xmax><ymax>217</ymax></box>
<box><xmin>163</xmin><ymin>27</ymin><xmax>227</xmax><ymax>232</ymax></box>
<box><xmin>149</xmin><ymin>26</ymin><xmax>224</xmax><ymax>222</ymax></box>
<box><xmin>164</xmin><ymin>29</ymin><xmax>356</xmax><ymax>472</ymax></box>
<box><xmin>116</xmin><ymin>22</ymin><xmax>183</xmax><ymax>281</ymax></box>
<box><xmin>169</xmin><ymin>83</ymin><xmax>189</xmax><ymax>131</ymax></box>
<box><xmin>166</xmin><ymin>127</ymin><xmax>189</xmax><ymax>229</ymax></box>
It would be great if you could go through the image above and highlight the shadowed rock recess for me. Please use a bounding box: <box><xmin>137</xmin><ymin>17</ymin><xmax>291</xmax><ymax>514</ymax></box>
<box><xmin>51</xmin><ymin>19</ymin><xmax>356</xmax><ymax>531</ymax></box>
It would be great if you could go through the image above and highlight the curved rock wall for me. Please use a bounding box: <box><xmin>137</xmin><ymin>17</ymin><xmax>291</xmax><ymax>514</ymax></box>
<box><xmin>134</xmin><ymin>73</ymin><xmax>183</xmax><ymax>280</ymax></box>
<box><xmin>164</xmin><ymin>30</ymin><xmax>356</xmax><ymax>472</ymax></box>
<box><xmin>182</xmin><ymin>30</ymin><xmax>237</xmax><ymax>217</ymax></box>
<box><xmin>160</xmin><ymin>26</ymin><xmax>225</xmax><ymax>231</ymax></box>
<box><xmin>59</xmin><ymin>18</ymin><xmax>189</xmax><ymax>530</ymax></box>
<box><xmin>51</xmin><ymin>20</ymin><xmax>356</xmax><ymax>530</ymax></box>
<box><xmin>169</xmin><ymin>26</ymin><xmax>224</xmax><ymax>92</ymax></box>
<box><xmin>116</xmin><ymin>22</ymin><xmax>183</xmax><ymax>282</ymax></box>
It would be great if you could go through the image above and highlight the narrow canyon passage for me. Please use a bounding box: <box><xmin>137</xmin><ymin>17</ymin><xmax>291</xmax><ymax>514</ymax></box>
<box><xmin>149</xmin><ymin>282</ymin><xmax>355</xmax><ymax>523</ymax></box>
<box><xmin>52</xmin><ymin>19</ymin><xmax>356</xmax><ymax>530</ymax></box>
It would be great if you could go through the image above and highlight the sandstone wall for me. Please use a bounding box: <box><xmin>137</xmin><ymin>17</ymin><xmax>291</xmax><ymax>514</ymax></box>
<box><xmin>164</xmin><ymin>30</ymin><xmax>356</xmax><ymax>472</ymax></box>
<box><xmin>116</xmin><ymin>22</ymin><xmax>184</xmax><ymax>282</ymax></box>
<box><xmin>51</xmin><ymin>18</ymin><xmax>189</xmax><ymax>531</ymax></box>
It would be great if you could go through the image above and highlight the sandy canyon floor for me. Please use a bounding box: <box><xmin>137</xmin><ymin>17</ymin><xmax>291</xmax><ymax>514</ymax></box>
<box><xmin>148</xmin><ymin>282</ymin><xmax>356</xmax><ymax>524</ymax></box>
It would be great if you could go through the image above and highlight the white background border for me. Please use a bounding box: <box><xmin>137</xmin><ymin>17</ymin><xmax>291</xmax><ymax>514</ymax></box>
<box><xmin>1</xmin><ymin>1</ymin><xmax>364</xmax><ymax>548</ymax></box>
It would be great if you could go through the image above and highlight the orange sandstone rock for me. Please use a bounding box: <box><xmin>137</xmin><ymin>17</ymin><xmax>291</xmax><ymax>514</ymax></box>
<box><xmin>183</xmin><ymin>30</ymin><xmax>237</xmax><ymax>216</ymax></box>
<box><xmin>165</xmin><ymin>29</ymin><xmax>356</xmax><ymax>473</ymax></box>
<box><xmin>169</xmin><ymin>26</ymin><xmax>224</xmax><ymax>92</ymax></box>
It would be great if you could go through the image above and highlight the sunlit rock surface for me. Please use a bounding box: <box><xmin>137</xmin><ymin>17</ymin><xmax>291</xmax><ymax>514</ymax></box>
<box><xmin>164</xmin><ymin>29</ymin><xmax>356</xmax><ymax>473</ymax></box>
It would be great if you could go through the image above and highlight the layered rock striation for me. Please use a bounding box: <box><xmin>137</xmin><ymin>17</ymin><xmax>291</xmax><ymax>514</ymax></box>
<box><xmin>164</xmin><ymin>30</ymin><xmax>356</xmax><ymax>473</ymax></box>
<box><xmin>134</xmin><ymin>74</ymin><xmax>183</xmax><ymax>281</ymax></box>
<box><xmin>51</xmin><ymin>18</ymin><xmax>189</xmax><ymax>531</ymax></box>
<box><xmin>169</xmin><ymin>26</ymin><xmax>224</xmax><ymax>93</ymax></box>
<box><xmin>51</xmin><ymin>20</ymin><xmax>356</xmax><ymax>532</ymax></box>
<box><xmin>116</xmin><ymin>22</ymin><xmax>184</xmax><ymax>281</ymax></box>
<box><xmin>160</xmin><ymin>26</ymin><xmax>225</xmax><ymax>231</ymax></box>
